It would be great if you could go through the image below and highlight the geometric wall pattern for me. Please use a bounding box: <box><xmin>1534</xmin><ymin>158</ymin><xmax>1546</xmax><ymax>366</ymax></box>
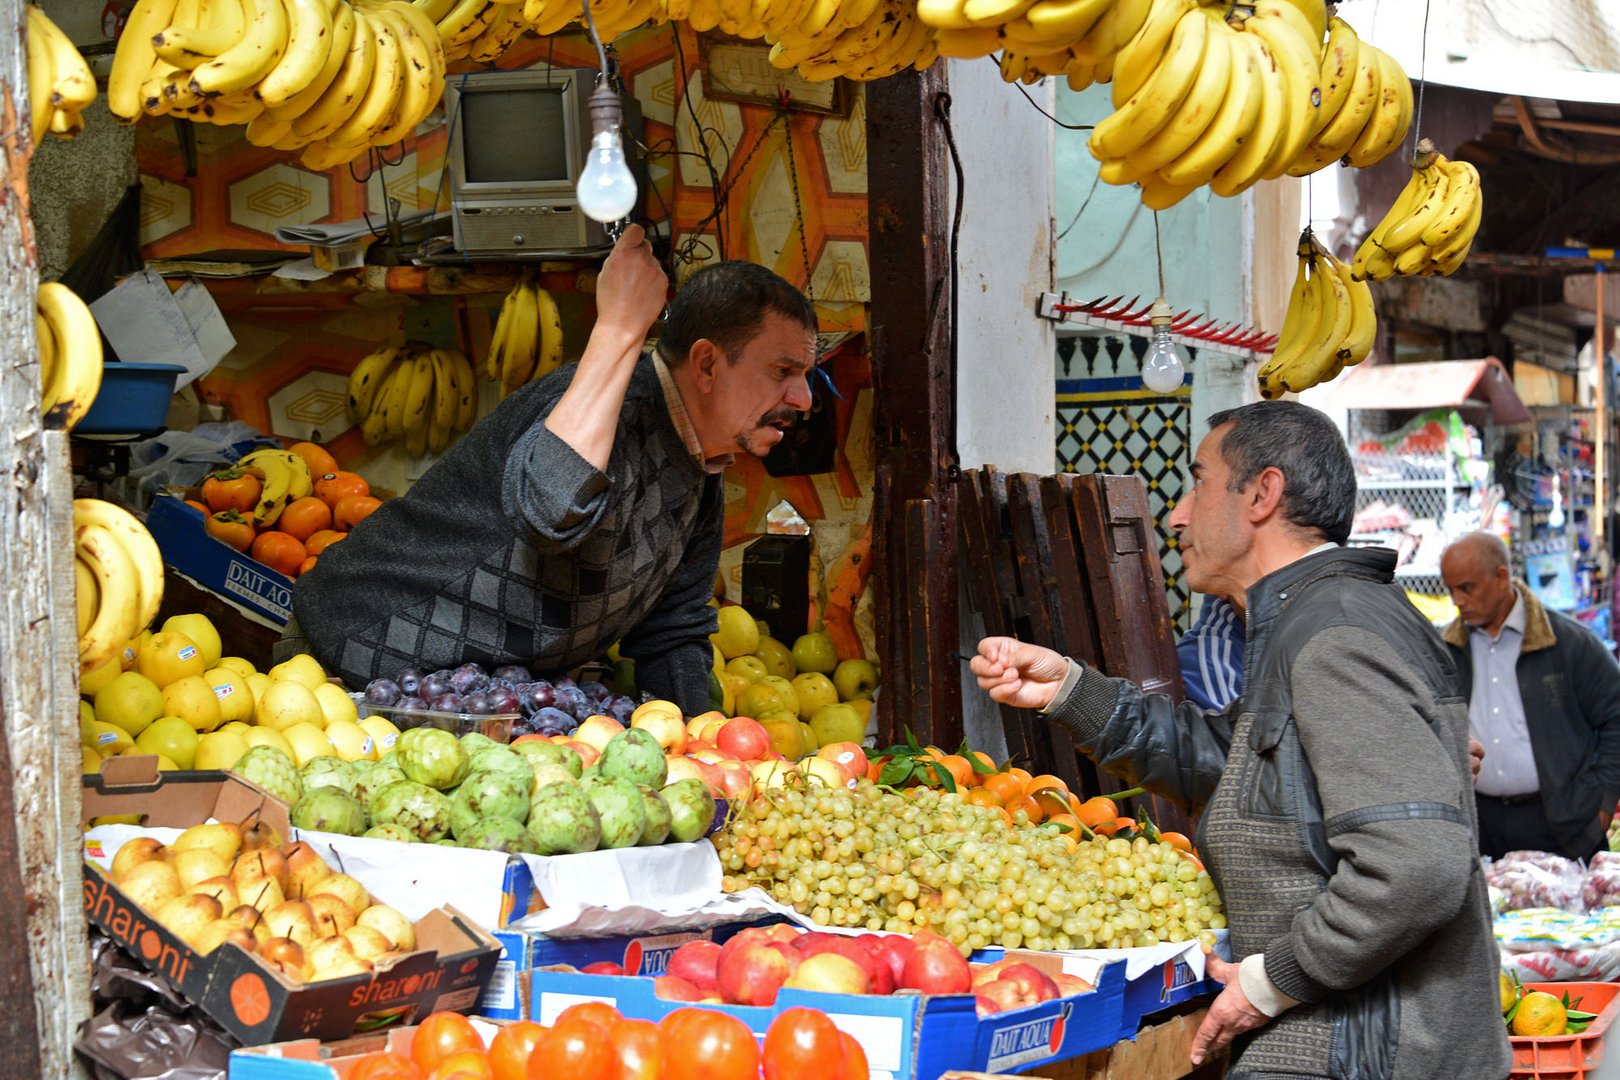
<box><xmin>1056</xmin><ymin>344</ymin><xmax>1193</xmax><ymax>631</ymax></box>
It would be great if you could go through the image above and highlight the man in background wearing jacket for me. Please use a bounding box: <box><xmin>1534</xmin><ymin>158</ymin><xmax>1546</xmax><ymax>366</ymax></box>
<box><xmin>1440</xmin><ymin>531</ymin><xmax>1620</xmax><ymax>860</ymax></box>
<box><xmin>973</xmin><ymin>402</ymin><xmax>1508</xmax><ymax>1079</ymax></box>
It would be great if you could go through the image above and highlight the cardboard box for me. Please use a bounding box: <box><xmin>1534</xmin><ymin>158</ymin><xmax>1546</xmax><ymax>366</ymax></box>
<box><xmin>82</xmin><ymin>761</ymin><xmax>502</xmax><ymax>1045</ymax></box>
<box><xmin>528</xmin><ymin>956</ymin><xmax>1127</xmax><ymax>1079</ymax></box>
<box><xmin>146</xmin><ymin>492</ymin><xmax>295</xmax><ymax>625</ymax></box>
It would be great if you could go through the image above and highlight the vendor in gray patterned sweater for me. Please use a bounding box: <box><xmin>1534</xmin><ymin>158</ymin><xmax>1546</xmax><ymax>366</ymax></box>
<box><xmin>290</xmin><ymin>225</ymin><xmax>817</xmax><ymax>715</ymax></box>
<box><xmin>971</xmin><ymin>402</ymin><xmax>1509</xmax><ymax>1080</ymax></box>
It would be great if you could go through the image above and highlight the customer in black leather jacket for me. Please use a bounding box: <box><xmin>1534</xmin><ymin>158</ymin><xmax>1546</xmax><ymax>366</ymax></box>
<box><xmin>972</xmin><ymin>402</ymin><xmax>1509</xmax><ymax>1080</ymax></box>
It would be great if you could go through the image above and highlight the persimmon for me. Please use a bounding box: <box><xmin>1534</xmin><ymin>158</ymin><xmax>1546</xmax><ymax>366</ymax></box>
<box><xmin>314</xmin><ymin>470</ymin><xmax>370</xmax><ymax>507</ymax></box>
<box><xmin>250</xmin><ymin>531</ymin><xmax>307</xmax><ymax>577</ymax></box>
<box><xmin>184</xmin><ymin>499</ymin><xmax>209</xmax><ymax>516</ymax></box>
<box><xmin>206</xmin><ymin>510</ymin><xmax>255</xmax><ymax>552</ymax></box>
<box><xmin>298</xmin><ymin>556</ymin><xmax>318</xmax><ymax>576</ymax></box>
<box><xmin>334</xmin><ymin>494</ymin><xmax>382</xmax><ymax>531</ymax></box>
<box><xmin>304</xmin><ymin>529</ymin><xmax>345</xmax><ymax>555</ymax></box>
<box><xmin>278</xmin><ymin>496</ymin><xmax>333</xmax><ymax>542</ymax></box>
<box><xmin>201</xmin><ymin>468</ymin><xmax>260</xmax><ymax>514</ymax></box>
<box><xmin>288</xmin><ymin>441</ymin><xmax>338</xmax><ymax>479</ymax></box>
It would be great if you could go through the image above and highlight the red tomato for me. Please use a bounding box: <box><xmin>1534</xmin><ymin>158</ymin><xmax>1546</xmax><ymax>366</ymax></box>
<box><xmin>528</xmin><ymin>1018</ymin><xmax>615</xmax><ymax>1079</ymax></box>
<box><xmin>609</xmin><ymin>1018</ymin><xmax>663</xmax><ymax>1080</ymax></box>
<box><xmin>835</xmin><ymin>1032</ymin><xmax>868</xmax><ymax>1080</ymax></box>
<box><xmin>660</xmin><ymin>1008</ymin><xmax>760</xmax><ymax>1080</ymax></box>
<box><xmin>412</xmin><ymin>1014</ymin><xmax>484</xmax><ymax>1075</ymax></box>
<box><xmin>555</xmin><ymin>1001</ymin><xmax>621</xmax><ymax>1032</ymax></box>
<box><xmin>763</xmin><ymin>1008</ymin><xmax>845</xmax><ymax>1080</ymax></box>
<box><xmin>488</xmin><ymin>1021</ymin><xmax>546</xmax><ymax>1080</ymax></box>
<box><xmin>349</xmin><ymin>1052</ymin><xmax>422</xmax><ymax>1080</ymax></box>
<box><xmin>427</xmin><ymin>1050</ymin><xmax>492</xmax><ymax>1080</ymax></box>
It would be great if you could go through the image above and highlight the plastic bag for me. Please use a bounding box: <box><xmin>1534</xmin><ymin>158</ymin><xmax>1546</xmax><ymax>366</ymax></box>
<box><xmin>1485</xmin><ymin>853</ymin><xmax>1586</xmax><ymax>912</ymax></box>
<box><xmin>1501</xmin><ymin>942</ymin><xmax>1620</xmax><ymax>983</ymax></box>
<box><xmin>59</xmin><ymin>184</ymin><xmax>144</xmax><ymax>304</ymax></box>
<box><xmin>125</xmin><ymin>422</ymin><xmax>280</xmax><ymax>507</ymax></box>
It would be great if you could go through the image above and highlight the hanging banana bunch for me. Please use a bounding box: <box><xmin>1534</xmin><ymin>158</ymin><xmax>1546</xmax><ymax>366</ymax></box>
<box><xmin>1353</xmin><ymin>140</ymin><xmax>1483</xmax><ymax>281</ymax></box>
<box><xmin>347</xmin><ymin>344</ymin><xmax>479</xmax><ymax>454</ymax></box>
<box><xmin>26</xmin><ymin>5</ymin><xmax>97</xmax><ymax>143</ymax></box>
<box><xmin>74</xmin><ymin>499</ymin><xmax>165</xmax><ymax>676</ymax></box>
<box><xmin>485</xmin><ymin>279</ymin><xmax>566</xmax><ymax>396</ymax></box>
<box><xmin>37</xmin><ymin>282</ymin><xmax>104</xmax><ymax>432</ymax></box>
<box><xmin>1257</xmin><ymin>232</ymin><xmax>1375</xmax><ymax>399</ymax></box>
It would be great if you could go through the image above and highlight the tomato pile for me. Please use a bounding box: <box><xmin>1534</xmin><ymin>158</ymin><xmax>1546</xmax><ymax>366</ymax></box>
<box><xmin>347</xmin><ymin>1004</ymin><xmax>867</xmax><ymax>1080</ymax></box>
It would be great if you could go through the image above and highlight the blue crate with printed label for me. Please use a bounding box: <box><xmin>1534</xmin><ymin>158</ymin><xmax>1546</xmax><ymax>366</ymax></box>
<box><xmin>478</xmin><ymin>921</ymin><xmax>773</xmax><ymax>1021</ymax></box>
<box><xmin>529</xmin><ymin>956</ymin><xmax>1126</xmax><ymax>1079</ymax></box>
<box><xmin>146</xmin><ymin>492</ymin><xmax>294</xmax><ymax>625</ymax></box>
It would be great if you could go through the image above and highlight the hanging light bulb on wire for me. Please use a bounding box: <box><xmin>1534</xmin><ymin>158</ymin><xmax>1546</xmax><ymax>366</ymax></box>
<box><xmin>576</xmin><ymin>5</ymin><xmax>637</xmax><ymax>225</ymax></box>
<box><xmin>1140</xmin><ymin>211</ymin><xmax>1188</xmax><ymax>394</ymax></box>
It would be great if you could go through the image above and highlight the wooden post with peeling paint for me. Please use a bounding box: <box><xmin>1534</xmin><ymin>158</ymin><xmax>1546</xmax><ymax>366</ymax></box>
<box><xmin>1</xmin><ymin>6</ymin><xmax>92</xmax><ymax>1074</ymax></box>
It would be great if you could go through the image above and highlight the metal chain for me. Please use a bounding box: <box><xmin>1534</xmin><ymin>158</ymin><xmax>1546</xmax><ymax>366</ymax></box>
<box><xmin>782</xmin><ymin>107</ymin><xmax>813</xmax><ymax>303</ymax></box>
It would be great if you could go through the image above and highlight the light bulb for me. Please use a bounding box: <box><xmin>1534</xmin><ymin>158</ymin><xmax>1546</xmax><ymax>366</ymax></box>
<box><xmin>1140</xmin><ymin>297</ymin><xmax>1186</xmax><ymax>393</ymax></box>
<box><xmin>577</xmin><ymin>127</ymin><xmax>638</xmax><ymax>223</ymax></box>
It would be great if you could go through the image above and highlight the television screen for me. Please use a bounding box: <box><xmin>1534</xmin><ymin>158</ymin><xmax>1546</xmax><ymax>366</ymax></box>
<box><xmin>460</xmin><ymin>86</ymin><xmax>570</xmax><ymax>184</ymax></box>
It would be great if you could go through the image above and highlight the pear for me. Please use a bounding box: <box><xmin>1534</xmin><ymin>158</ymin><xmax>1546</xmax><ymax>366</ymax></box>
<box><xmin>309</xmin><ymin>894</ymin><xmax>357</xmax><ymax>937</ymax></box>
<box><xmin>171</xmin><ymin>822</ymin><xmax>243</xmax><ymax>864</ymax></box>
<box><xmin>341</xmin><ymin>925</ymin><xmax>393</xmax><ymax>961</ymax></box>
<box><xmin>282</xmin><ymin>841</ymin><xmax>331</xmax><ymax>901</ymax></box>
<box><xmin>263</xmin><ymin>900</ymin><xmax>316</xmax><ymax>946</ymax></box>
<box><xmin>195</xmin><ymin>918</ymin><xmax>258</xmax><ymax>956</ymax></box>
<box><xmin>156</xmin><ymin>893</ymin><xmax>223</xmax><ymax>950</ymax></box>
<box><xmin>260</xmin><ymin>937</ymin><xmax>311</xmax><ymax>982</ymax></box>
<box><xmin>356</xmin><ymin>904</ymin><xmax>415</xmax><ymax>952</ymax></box>
<box><xmin>308</xmin><ymin>873</ymin><xmax>370</xmax><ymax>917</ymax></box>
<box><xmin>311</xmin><ymin>954</ymin><xmax>374</xmax><ymax>982</ymax></box>
<box><xmin>225</xmin><ymin>904</ymin><xmax>272</xmax><ymax>947</ymax></box>
<box><xmin>172</xmin><ymin>848</ymin><xmax>230</xmax><ymax>890</ymax></box>
<box><xmin>111</xmin><ymin>838</ymin><xmax>170</xmax><ymax>884</ymax></box>
<box><xmin>305</xmin><ymin>935</ymin><xmax>356</xmax><ymax>973</ymax></box>
<box><xmin>238</xmin><ymin>876</ymin><xmax>285</xmax><ymax>914</ymax></box>
<box><xmin>231</xmin><ymin>848</ymin><xmax>288</xmax><ymax>894</ymax></box>
<box><xmin>120</xmin><ymin>860</ymin><xmax>183</xmax><ymax>912</ymax></box>
<box><xmin>188</xmin><ymin>876</ymin><xmax>241</xmax><ymax>911</ymax></box>
<box><xmin>239</xmin><ymin>814</ymin><xmax>284</xmax><ymax>853</ymax></box>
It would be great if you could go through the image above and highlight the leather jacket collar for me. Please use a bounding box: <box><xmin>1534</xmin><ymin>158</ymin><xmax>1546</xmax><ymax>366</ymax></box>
<box><xmin>1245</xmin><ymin>546</ymin><xmax>1398</xmax><ymax>642</ymax></box>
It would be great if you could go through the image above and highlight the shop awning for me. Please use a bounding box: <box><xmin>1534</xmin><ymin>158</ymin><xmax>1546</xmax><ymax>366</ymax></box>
<box><xmin>1328</xmin><ymin>358</ymin><xmax>1532</xmax><ymax>425</ymax></box>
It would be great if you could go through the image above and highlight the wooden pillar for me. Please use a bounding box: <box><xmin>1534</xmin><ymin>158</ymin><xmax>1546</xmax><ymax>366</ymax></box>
<box><xmin>866</xmin><ymin>66</ymin><xmax>962</xmax><ymax>749</ymax></box>
<box><xmin>1</xmin><ymin>9</ymin><xmax>92</xmax><ymax>1073</ymax></box>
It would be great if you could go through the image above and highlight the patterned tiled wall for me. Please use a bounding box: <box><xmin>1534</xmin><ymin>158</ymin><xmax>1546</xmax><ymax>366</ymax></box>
<box><xmin>1055</xmin><ymin>333</ymin><xmax>1193</xmax><ymax>629</ymax></box>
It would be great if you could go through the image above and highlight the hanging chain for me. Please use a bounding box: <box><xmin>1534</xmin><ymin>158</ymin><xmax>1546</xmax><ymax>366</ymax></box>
<box><xmin>781</xmin><ymin>104</ymin><xmax>813</xmax><ymax>304</ymax></box>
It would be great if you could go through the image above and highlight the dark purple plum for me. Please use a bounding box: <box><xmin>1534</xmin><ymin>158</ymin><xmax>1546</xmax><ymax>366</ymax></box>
<box><xmin>581</xmin><ymin>679</ymin><xmax>611</xmax><ymax>701</ymax></box>
<box><xmin>395</xmin><ymin>668</ymin><xmax>424</xmax><ymax>695</ymax></box>
<box><xmin>430</xmin><ymin>692</ymin><xmax>464</xmax><ymax>714</ymax></box>
<box><xmin>420</xmin><ymin>673</ymin><xmax>453</xmax><ymax>700</ymax></box>
<box><xmin>487</xmin><ymin>687</ymin><xmax>520</xmax><ymax>715</ymax></box>
<box><xmin>364</xmin><ymin>678</ymin><xmax>401</xmax><ymax>706</ymax></box>
<box><xmin>554</xmin><ymin>685</ymin><xmax>589</xmax><ymax>718</ymax></box>
<box><xmin>451</xmin><ymin>663</ymin><xmax>487</xmax><ymax>696</ymax></box>
<box><xmin>554</xmin><ymin>676</ymin><xmax>577</xmax><ymax>690</ymax></box>
<box><xmin>533</xmin><ymin>707</ymin><xmax>575</xmax><ymax>736</ymax></box>
<box><xmin>494</xmin><ymin>664</ymin><xmax>532</xmax><ymax>684</ymax></box>
<box><xmin>520</xmin><ymin>681</ymin><xmax>556</xmax><ymax>714</ymax></box>
<box><xmin>394</xmin><ymin>695</ymin><xmax>427</xmax><ymax>715</ymax></box>
<box><xmin>605</xmin><ymin>697</ymin><xmax>635</xmax><ymax>725</ymax></box>
<box><xmin>461</xmin><ymin>692</ymin><xmax>493</xmax><ymax>715</ymax></box>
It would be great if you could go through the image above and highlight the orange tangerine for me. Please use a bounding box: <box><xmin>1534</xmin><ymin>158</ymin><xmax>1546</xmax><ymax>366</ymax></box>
<box><xmin>965</xmin><ymin>788</ymin><xmax>1004</xmax><ymax>809</ymax></box>
<box><xmin>1007</xmin><ymin>766</ymin><xmax>1034</xmax><ymax>791</ymax></box>
<box><xmin>964</xmin><ymin>750</ymin><xmax>996</xmax><ymax>777</ymax></box>
<box><xmin>1076</xmin><ymin>796</ymin><xmax>1120</xmax><ymax>828</ymax></box>
<box><xmin>1010</xmin><ymin>795</ymin><xmax>1044</xmax><ymax>824</ymax></box>
<box><xmin>1159</xmin><ymin>831</ymin><xmax>1193</xmax><ymax>853</ymax></box>
<box><xmin>1093</xmin><ymin>820</ymin><xmax>1122</xmax><ymax>837</ymax></box>
<box><xmin>936</xmin><ymin>754</ymin><xmax>975</xmax><ymax>789</ymax></box>
<box><xmin>984</xmin><ymin>773</ymin><xmax>1027</xmax><ymax>805</ymax></box>
<box><xmin>1045</xmin><ymin>812</ymin><xmax>1080</xmax><ymax>834</ymax></box>
<box><xmin>1111</xmin><ymin>815</ymin><xmax>1137</xmax><ymax>834</ymax></box>
<box><xmin>1028</xmin><ymin>774</ymin><xmax>1069</xmax><ymax>794</ymax></box>
<box><xmin>1032</xmin><ymin>788</ymin><xmax>1072</xmax><ymax>818</ymax></box>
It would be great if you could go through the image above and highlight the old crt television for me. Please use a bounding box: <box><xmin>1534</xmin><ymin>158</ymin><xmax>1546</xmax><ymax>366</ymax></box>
<box><xmin>443</xmin><ymin>68</ymin><xmax>641</xmax><ymax>257</ymax></box>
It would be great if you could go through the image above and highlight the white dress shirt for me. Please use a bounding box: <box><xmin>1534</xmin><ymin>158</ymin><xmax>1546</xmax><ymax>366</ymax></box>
<box><xmin>1469</xmin><ymin>593</ymin><xmax>1538</xmax><ymax>797</ymax></box>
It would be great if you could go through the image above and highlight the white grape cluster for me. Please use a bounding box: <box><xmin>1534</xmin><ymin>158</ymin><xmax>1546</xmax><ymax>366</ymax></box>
<box><xmin>714</xmin><ymin>781</ymin><xmax>1224</xmax><ymax>953</ymax></box>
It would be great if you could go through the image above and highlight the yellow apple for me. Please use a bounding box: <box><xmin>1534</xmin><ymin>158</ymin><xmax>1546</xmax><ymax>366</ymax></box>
<box><xmin>833</xmin><ymin>659</ymin><xmax>880</xmax><ymax>702</ymax></box>
<box><xmin>790</xmin><ymin>673</ymin><xmax>838</xmax><ymax>720</ymax></box>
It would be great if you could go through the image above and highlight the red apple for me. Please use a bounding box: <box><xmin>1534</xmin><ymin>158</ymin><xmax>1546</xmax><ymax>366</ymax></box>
<box><xmin>668</xmin><ymin>940</ymin><xmax>723</xmax><ymax>992</ymax></box>
<box><xmin>633</xmin><ymin>711</ymin><xmax>687</xmax><ymax>754</ymax></box>
<box><xmin>581</xmin><ymin>961</ymin><xmax>625</xmax><ymax>975</ymax></box>
<box><xmin>691</xmin><ymin>746</ymin><xmax>739</xmax><ymax>765</ymax></box>
<box><xmin>996</xmin><ymin>962</ymin><xmax>1060</xmax><ymax>1004</ymax></box>
<box><xmin>900</xmin><ymin>930</ymin><xmax>971</xmax><ymax>994</ymax></box>
<box><xmin>975</xmin><ymin>979</ymin><xmax>1026</xmax><ymax>1016</ymax></box>
<box><xmin>766</xmin><ymin>940</ymin><xmax>803</xmax><ymax>975</ymax></box>
<box><xmin>783</xmin><ymin>952</ymin><xmax>870</xmax><ymax>995</ymax></box>
<box><xmin>796</xmin><ymin>935</ymin><xmax>891</xmax><ymax>994</ymax></box>
<box><xmin>560</xmin><ymin>739</ymin><xmax>599</xmax><ymax>766</ymax></box>
<box><xmin>718</xmin><ymin>927</ymin><xmax>773</xmax><ymax>965</ymax></box>
<box><xmin>716</xmin><ymin>717</ymin><xmax>771</xmax><ymax>761</ymax></box>
<box><xmin>665</xmin><ymin>756</ymin><xmax>707</xmax><ymax>785</ymax></box>
<box><xmin>1052</xmin><ymin>972</ymin><xmax>1092</xmax><ymax>998</ymax></box>
<box><xmin>870</xmin><ymin>934</ymin><xmax>916</xmax><ymax>988</ymax></box>
<box><xmin>717</xmin><ymin>940</ymin><xmax>794</xmax><ymax>1006</ymax></box>
<box><xmin>763</xmin><ymin>923</ymin><xmax>802</xmax><ymax>945</ymax></box>
<box><xmin>712</xmin><ymin>761</ymin><xmax>753</xmax><ymax>800</ymax></box>
<box><xmin>654</xmin><ymin>974</ymin><xmax>705</xmax><ymax>1001</ymax></box>
<box><xmin>970</xmin><ymin>961</ymin><xmax>1005</xmax><ymax>990</ymax></box>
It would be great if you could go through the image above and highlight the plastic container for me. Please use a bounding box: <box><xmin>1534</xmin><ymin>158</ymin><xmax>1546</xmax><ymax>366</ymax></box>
<box><xmin>353</xmin><ymin>695</ymin><xmax>517</xmax><ymax>743</ymax></box>
<box><xmin>74</xmin><ymin>362</ymin><xmax>187</xmax><ymax>437</ymax></box>
<box><xmin>1511</xmin><ymin>981</ymin><xmax>1620</xmax><ymax>1079</ymax></box>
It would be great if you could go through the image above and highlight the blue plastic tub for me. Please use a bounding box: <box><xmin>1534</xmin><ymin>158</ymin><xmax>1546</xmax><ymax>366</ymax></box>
<box><xmin>75</xmin><ymin>362</ymin><xmax>187</xmax><ymax>436</ymax></box>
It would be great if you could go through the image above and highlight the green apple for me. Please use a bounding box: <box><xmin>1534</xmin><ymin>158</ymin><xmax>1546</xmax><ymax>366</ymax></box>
<box><xmin>760</xmin><ymin>717</ymin><xmax>807</xmax><ymax>759</ymax></box>
<box><xmin>809</xmin><ymin>703</ymin><xmax>865</xmax><ymax>748</ymax></box>
<box><xmin>833</xmin><ymin>658</ymin><xmax>880</xmax><ymax>702</ymax></box>
<box><xmin>726</xmin><ymin>656</ymin><xmax>769</xmax><ymax>684</ymax></box>
<box><xmin>711</xmin><ymin>606</ymin><xmax>761</xmax><ymax>660</ymax></box>
<box><xmin>759</xmin><ymin>676</ymin><xmax>800</xmax><ymax>718</ymax></box>
<box><xmin>753</xmin><ymin>637</ymin><xmax>797</xmax><ymax>680</ymax></box>
<box><xmin>791</xmin><ymin>672</ymin><xmax>838</xmax><ymax>720</ymax></box>
<box><xmin>790</xmin><ymin>632</ymin><xmax>838</xmax><ymax>675</ymax></box>
<box><xmin>799</xmin><ymin>721</ymin><xmax>819</xmax><ymax>751</ymax></box>
<box><xmin>736</xmin><ymin>682</ymin><xmax>787</xmax><ymax>719</ymax></box>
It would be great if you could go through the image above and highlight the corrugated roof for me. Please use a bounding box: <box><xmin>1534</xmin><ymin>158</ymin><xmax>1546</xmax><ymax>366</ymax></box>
<box><xmin>1353</xmin><ymin>0</ymin><xmax>1620</xmax><ymax>104</ymax></box>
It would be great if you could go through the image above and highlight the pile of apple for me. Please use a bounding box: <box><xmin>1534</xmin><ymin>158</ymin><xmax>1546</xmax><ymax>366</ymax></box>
<box><xmin>100</xmin><ymin>816</ymin><xmax>418</xmax><ymax>983</ymax></box>
<box><xmin>584</xmin><ymin>923</ymin><xmax>1090</xmax><ymax>1019</ymax></box>
<box><xmin>708</xmin><ymin>607</ymin><xmax>878</xmax><ymax>758</ymax></box>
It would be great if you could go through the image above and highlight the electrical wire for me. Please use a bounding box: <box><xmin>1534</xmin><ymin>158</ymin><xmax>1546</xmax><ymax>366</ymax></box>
<box><xmin>1057</xmin><ymin>169</ymin><xmax>1101</xmax><ymax>242</ymax></box>
<box><xmin>580</xmin><ymin>0</ymin><xmax>610</xmax><ymax>78</ymax></box>
<box><xmin>671</xmin><ymin>29</ymin><xmax>728</xmax><ymax>260</ymax></box>
<box><xmin>1410</xmin><ymin>0</ymin><xmax>1432</xmax><ymax>160</ymax></box>
<box><xmin>1153</xmin><ymin>210</ymin><xmax>1165</xmax><ymax>297</ymax></box>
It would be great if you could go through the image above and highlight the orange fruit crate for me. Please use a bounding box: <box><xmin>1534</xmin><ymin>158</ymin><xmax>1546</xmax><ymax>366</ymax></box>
<box><xmin>1511</xmin><ymin>982</ymin><xmax>1620</xmax><ymax>1079</ymax></box>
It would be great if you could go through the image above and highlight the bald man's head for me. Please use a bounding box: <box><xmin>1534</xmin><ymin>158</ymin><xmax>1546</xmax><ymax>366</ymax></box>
<box><xmin>1440</xmin><ymin>531</ymin><xmax>1517</xmax><ymax>633</ymax></box>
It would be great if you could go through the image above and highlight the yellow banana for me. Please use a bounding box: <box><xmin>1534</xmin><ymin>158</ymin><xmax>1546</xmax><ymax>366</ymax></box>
<box><xmin>1208</xmin><ymin>30</ymin><xmax>1285</xmax><ymax>197</ymax></box>
<box><xmin>33</xmin><ymin>7</ymin><xmax>96</xmax><ymax>114</ymax></box>
<box><xmin>412</xmin><ymin>0</ymin><xmax>457</xmax><ymax>21</ymax></box>
<box><xmin>76</xmin><ymin>557</ymin><xmax>99</xmax><ymax>639</ymax></box>
<box><xmin>1431</xmin><ymin>195</ymin><xmax>1482</xmax><ymax>275</ymax></box>
<box><xmin>379</xmin><ymin>359</ymin><xmax>412</xmax><ymax>437</ymax></box>
<box><xmin>1353</xmin><ymin>161</ymin><xmax>1427</xmax><ymax>278</ymax></box>
<box><xmin>451</xmin><ymin>349</ymin><xmax>478</xmax><ymax>432</ymax></box>
<box><xmin>486</xmin><ymin>286</ymin><xmax>517</xmax><ymax>379</ymax></box>
<box><xmin>1110</xmin><ymin>0</ymin><xmax>1191</xmax><ymax>103</ymax></box>
<box><xmin>427</xmin><ymin>350</ymin><xmax>457</xmax><ymax>431</ymax></box>
<box><xmin>1126</xmin><ymin>13</ymin><xmax>1231</xmax><ymax>175</ymax></box>
<box><xmin>1420</xmin><ymin>157</ymin><xmax>1480</xmax><ymax>247</ymax></box>
<box><xmin>1139</xmin><ymin>173</ymin><xmax>1198</xmax><ymax>210</ymax></box>
<box><xmin>256</xmin><ymin>0</ymin><xmax>336</xmax><ymax>107</ymax></box>
<box><xmin>1345</xmin><ymin>45</ymin><xmax>1411</xmax><ymax>168</ymax></box>
<box><xmin>346</xmin><ymin>345</ymin><xmax>399</xmax><ymax>420</ymax></box>
<box><xmin>1160</xmin><ymin>25</ymin><xmax>1259</xmax><ymax>187</ymax></box>
<box><xmin>400</xmin><ymin>349</ymin><xmax>435</xmax><ymax>437</ymax></box>
<box><xmin>1257</xmin><ymin>240</ymin><xmax>1317</xmax><ymax>397</ymax></box>
<box><xmin>76</xmin><ymin>524</ymin><xmax>142</xmax><ymax>674</ymax></box>
<box><xmin>1242</xmin><ymin>1</ymin><xmax>1320</xmax><ymax>181</ymax></box>
<box><xmin>290</xmin><ymin>4</ymin><xmax>375</xmax><ymax>139</ymax></box>
<box><xmin>1334</xmin><ymin>254</ymin><xmax>1375</xmax><ymax>365</ymax></box>
<box><xmin>73</xmin><ymin>497</ymin><xmax>165</xmax><ymax>633</ymax></box>
<box><xmin>1280</xmin><ymin>248</ymin><xmax>1351</xmax><ymax>391</ymax></box>
<box><xmin>1021</xmin><ymin>0</ymin><xmax>1110</xmax><ymax>45</ymax></box>
<box><xmin>501</xmin><ymin>282</ymin><xmax>540</xmax><ymax>391</ymax></box>
<box><xmin>190</xmin><ymin>0</ymin><xmax>288</xmax><ymax>95</ymax></box>
<box><xmin>1089</xmin><ymin>7</ymin><xmax>1207</xmax><ymax>161</ymax></box>
<box><xmin>327</xmin><ymin>10</ymin><xmax>403</xmax><ymax>149</ymax></box>
<box><xmin>1305</xmin><ymin>15</ymin><xmax>1356</xmax><ymax>142</ymax></box>
<box><xmin>532</xmin><ymin>287</ymin><xmax>564</xmax><ymax>382</ymax></box>
<box><xmin>266</xmin><ymin>0</ymin><xmax>354</xmax><ymax>127</ymax></box>
<box><xmin>26</xmin><ymin>6</ymin><xmax>57</xmax><ymax>145</ymax></box>
<box><xmin>36</xmin><ymin>311</ymin><xmax>59</xmax><ymax>415</ymax></box>
<box><xmin>1288</xmin><ymin>21</ymin><xmax>1377</xmax><ymax>175</ymax></box>
<box><xmin>371</xmin><ymin>4</ymin><xmax>444</xmax><ymax>145</ymax></box>
<box><xmin>238</xmin><ymin>450</ymin><xmax>296</xmax><ymax>525</ymax></box>
<box><xmin>109</xmin><ymin>0</ymin><xmax>180</xmax><ymax>119</ymax></box>
<box><xmin>151</xmin><ymin>24</ymin><xmax>242</xmax><ymax>66</ymax></box>
<box><xmin>37</xmin><ymin>282</ymin><xmax>103</xmax><ymax>432</ymax></box>
<box><xmin>1380</xmin><ymin>157</ymin><xmax>1450</xmax><ymax>253</ymax></box>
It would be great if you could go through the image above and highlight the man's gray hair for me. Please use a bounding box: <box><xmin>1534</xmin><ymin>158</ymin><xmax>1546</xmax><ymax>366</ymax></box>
<box><xmin>1206</xmin><ymin>401</ymin><xmax>1357</xmax><ymax>545</ymax></box>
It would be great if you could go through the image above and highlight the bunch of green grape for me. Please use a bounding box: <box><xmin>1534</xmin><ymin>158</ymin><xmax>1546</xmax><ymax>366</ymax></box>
<box><xmin>712</xmin><ymin>780</ymin><xmax>1224</xmax><ymax>952</ymax></box>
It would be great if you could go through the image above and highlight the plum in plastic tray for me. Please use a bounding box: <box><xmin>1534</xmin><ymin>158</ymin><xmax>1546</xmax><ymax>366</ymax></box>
<box><xmin>351</xmin><ymin>694</ymin><xmax>517</xmax><ymax>743</ymax></box>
